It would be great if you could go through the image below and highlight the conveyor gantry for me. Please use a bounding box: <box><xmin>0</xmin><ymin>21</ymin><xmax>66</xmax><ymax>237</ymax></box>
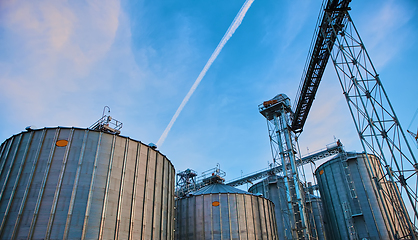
<box><xmin>291</xmin><ymin>0</ymin><xmax>351</xmax><ymax>133</ymax></box>
<box><xmin>226</xmin><ymin>141</ymin><xmax>343</xmax><ymax>187</ymax></box>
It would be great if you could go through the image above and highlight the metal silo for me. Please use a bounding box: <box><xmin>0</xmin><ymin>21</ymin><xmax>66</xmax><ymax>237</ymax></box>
<box><xmin>305</xmin><ymin>194</ymin><xmax>326</xmax><ymax>240</ymax></box>
<box><xmin>248</xmin><ymin>175</ymin><xmax>292</xmax><ymax>240</ymax></box>
<box><xmin>248</xmin><ymin>175</ymin><xmax>326</xmax><ymax>240</ymax></box>
<box><xmin>315</xmin><ymin>152</ymin><xmax>411</xmax><ymax>240</ymax></box>
<box><xmin>0</xmin><ymin>127</ymin><xmax>175</xmax><ymax>240</ymax></box>
<box><xmin>175</xmin><ymin>183</ymin><xmax>278</xmax><ymax>240</ymax></box>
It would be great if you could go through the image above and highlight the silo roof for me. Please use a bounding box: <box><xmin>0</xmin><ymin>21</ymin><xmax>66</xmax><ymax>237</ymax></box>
<box><xmin>191</xmin><ymin>183</ymin><xmax>250</xmax><ymax>195</ymax></box>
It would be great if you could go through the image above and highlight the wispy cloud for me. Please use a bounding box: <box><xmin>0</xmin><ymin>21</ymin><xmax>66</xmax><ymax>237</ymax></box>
<box><xmin>0</xmin><ymin>0</ymin><xmax>122</xmax><ymax>128</ymax></box>
<box><xmin>358</xmin><ymin>0</ymin><xmax>414</xmax><ymax>68</ymax></box>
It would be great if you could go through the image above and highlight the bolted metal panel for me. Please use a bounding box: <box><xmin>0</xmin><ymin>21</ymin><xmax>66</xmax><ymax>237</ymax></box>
<box><xmin>0</xmin><ymin>127</ymin><xmax>175</xmax><ymax>240</ymax></box>
<box><xmin>248</xmin><ymin>176</ymin><xmax>327</xmax><ymax>240</ymax></box>
<box><xmin>0</xmin><ymin>131</ymin><xmax>32</xmax><ymax>239</ymax></box>
<box><xmin>248</xmin><ymin>176</ymin><xmax>293</xmax><ymax>240</ymax></box>
<box><xmin>305</xmin><ymin>196</ymin><xmax>326</xmax><ymax>240</ymax></box>
<box><xmin>175</xmin><ymin>184</ymin><xmax>278</xmax><ymax>240</ymax></box>
<box><xmin>315</xmin><ymin>152</ymin><xmax>409</xmax><ymax>240</ymax></box>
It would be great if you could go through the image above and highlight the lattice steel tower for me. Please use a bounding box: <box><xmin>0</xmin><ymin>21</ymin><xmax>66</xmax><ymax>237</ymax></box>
<box><xmin>259</xmin><ymin>94</ymin><xmax>310</xmax><ymax>240</ymax></box>
<box><xmin>260</xmin><ymin>0</ymin><xmax>417</xmax><ymax>239</ymax></box>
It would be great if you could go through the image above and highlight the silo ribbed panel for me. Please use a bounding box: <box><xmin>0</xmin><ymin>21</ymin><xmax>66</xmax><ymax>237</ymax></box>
<box><xmin>0</xmin><ymin>127</ymin><xmax>175</xmax><ymax>240</ymax></box>
<box><xmin>175</xmin><ymin>183</ymin><xmax>278</xmax><ymax>240</ymax></box>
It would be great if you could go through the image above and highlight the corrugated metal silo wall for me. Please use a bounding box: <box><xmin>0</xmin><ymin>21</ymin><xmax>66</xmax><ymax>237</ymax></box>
<box><xmin>175</xmin><ymin>193</ymin><xmax>278</xmax><ymax>240</ymax></box>
<box><xmin>315</xmin><ymin>153</ymin><xmax>409</xmax><ymax>240</ymax></box>
<box><xmin>248</xmin><ymin>178</ymin><xmax>292</xmax><ymax>240</ymax></box>
<box><xmin>248</xmin><ymin>176</ymin><xmax>327</xmax><ymax>240</ymax></box>
<box><xmin>0</xmin><ymin>127</ymin><xmax>175</xmax><ymax>240</ymax></box>
<box><xmin>305</xmin><ymin>197</ymin><xmax>326</xmax><ymax>240</ymax></box>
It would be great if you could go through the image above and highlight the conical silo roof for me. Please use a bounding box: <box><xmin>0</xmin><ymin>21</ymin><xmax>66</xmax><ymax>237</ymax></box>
<box><xmin>191</xmin><ymin>183</ymin><xmax>250</xmax><ymax>195</ymax></box>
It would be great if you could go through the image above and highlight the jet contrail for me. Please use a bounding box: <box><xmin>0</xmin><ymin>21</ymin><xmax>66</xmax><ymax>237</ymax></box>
<box><xmin>157</xmin><ymin>0</ymin><xmax>255</xmax><ymax>148</ymax></box>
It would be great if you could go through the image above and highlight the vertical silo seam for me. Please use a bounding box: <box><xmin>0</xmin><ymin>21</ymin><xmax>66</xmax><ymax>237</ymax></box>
<box><xmin>63</xmin><ymin>129</ymin><xmax>89</xmax><ymax>240</ymax></box>
<box><xmin>163</xmin><ymin>155</ymin><xmax>169</xmax><ymax>239</ymax></box>
<box><xmin>251</xmin><ymin>196</ymin><xmax>258</xmax><ymax>239</ymax></box>
<box><xmin>98</xmin><ymin>134</ymin><xmax>117</xmax><ymax>240</ymax></box>
<box><xmin>219</xmin><ymin>194</ymin><xmax>223</xmax><ymax>240</ymax></box>
<box><xmin>131</xmin><ymin>144</ymin><xmax>148</xmax><ymax>239</ymax></box>
<box><xmin>328</xmin><ymin>163</ymin><xmax>344</xmax><ymax>239</ymax></box>
<box><xmin>193</xmin><ymin>194</ymin><xmax>197</xmax><ymax>240</ymax></box>
<box><xmin>268</xmin><ymin>197</ymin><xmax>275</xmax><ymax>239</ymax></box>
<box><xmin>376</xmin><ymin>162</ymin><xmax>400</xmax><ymax>236</ymax></box>
<box><xmin>0</xmin><ymin>137</ymin><xmax>13</xmax><ymax>183</ymax></box>
<box><xmin>28</xmin><ymin>128</ymin><xmax>60</xmax><ymax>239</ymax></box>
<box><xmin>0</xmin><ymin>134</ymin><xmax>23</xmax><ymax>203</ymax></box>
<box><xmin>200</xmin><ymin>195</ymin><xmax>203</xmax><ymax>240</ymax></box>
<box><xmin>45</xmin><ymin>128</ymin><xmax>75</xmax><ymax>239</ymax></box>
<box><xmin>10</xmin><ymin>129</ymin><xmax>46</xmax><ymax>239</ymax></box>
<box><xmin>365</xmin><ymin>155</ymin><xmax>398</xmax><ymax>239</ymax></box>
<box><xmin>128</xmin><ymin>142</ymin><xmax>140</xmax><ymax>240</ymax></box>
<box><xmin>0</xmin><ymin>142</ymin><xmax>5</xmax><ymax>159</ymax></box>
<box><xmin>267</xmin><ymin>198</ymin><xmax>272</xmax><ymax>240</ymax></box>
<box><xmin>152</xmin><ymin>153</ymin><xmax>161</xmax><ymax>240</ymax></box>
<box><xmin>242</xmin><ymin>194</ymin><xmax>249</xmax><ymax>240</ymax></box>
<box><xmin>261</xmin><ymin>197</ymin><xmax>267</xmax><ymax>239</ymax></box>
<box><xmin>0</xmin><ymin>131</ymin><xmax>33</xmax><ymax>238</ymax></box>
<box><xmin>189</xmin><ymin>196</ymin><xmax>192</xmax><ymax>240</ymax></box>
<box><xmin>114</xmin><ymin>138</ymin><xmax>129</xmax><ymax>240</ymax></box>
<box><xmin>150</xmin><ymin>151</ymin><xmax>159</xmax><ymax>240</ymax></box>
<box><xmin>162</xmin><ymin>156</ymin><xmax>170</xmax><ymax>240</ymax></box>
<box><xmin>353</xmin><ymin>158</ymin><xmax>378</xmax><ymax>238</ymax></box>
<box><xmin>255</xmin><ymin>197</ymin><xmax>262</xmax><ymax>240</ymax></box>
<box><xmin>139</xmin><ymin>147</ymin><xmax>151</xmax><ymax>239</ymax></box>
<box><xmin>158</xmin><ymin>155</ymin><xmax>166</xmax><ymax>240</ymax></box>
<box><xmin>210</xmin><ymin>194</ymin><xmax>213</xmax><ymax>240</ymax></box>
<box><xmin>322</xmin><ymin>163</ymin><xmax>339</xmax><ymax>239</ymax></box>
<box><xmin>362</xmin><ymin>154</ymin><xmax>397</xmax><ymax>238</ymax></box>
<box><xmin>227</xmin><ymin>194</ymin><xmax>233</xmax><ymax>239</ymax></box>
<box><xmin>263</xmin><ymin>197</ymin><xmax>270</xmax><ymax>240</ymax></box>
<box><xmin>81</xmin><ymin>132</ymin><xmax>103</xmax><ymax>239</ymax></box>
<box><xmin>270</xmin><ymin>197</ymin><xmax>276</xmax><ymax>240</ymax></box>
<box><xmin>234</xmin><ymin>194</ymin><xmax>241</xmax><ymax>240</ymax></box>
<box><xmin>0</xmin><ymin>141</ymin><xmax>7</xmax><ymax>166</ymax></box>
<box><xmin>268</xmin><ymin>198</ymin><xmax>276</xmax><ymax>240</ymax></box>
<box><xmin>248</xmin><ymin>194</ymin><xmax>254</xmax><ymax>239</ymax></box>
<box><xmin>169</xmin><ymin>165</ymin><xmax>175</xmax><ymax>240</ymax></box>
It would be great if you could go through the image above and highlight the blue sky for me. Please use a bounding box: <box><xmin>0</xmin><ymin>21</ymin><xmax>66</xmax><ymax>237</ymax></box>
<box><xmin>0</xmin><ymin>0</ymin><xmax>417</xmax><ymax>185</ymax></box>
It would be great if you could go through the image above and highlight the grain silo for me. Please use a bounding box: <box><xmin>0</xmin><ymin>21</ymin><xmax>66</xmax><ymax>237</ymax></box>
<box><xmin>175</xmin><ymin>181</ymin><xmax>278</xmax><ymax>240</ymax></box>
<box><xmin>248</xmin><ymin>175</ymin><xmax>326</xmax><ymax>240</ymax></box>
<box><xmin>315</xmin><ymin>152</ymin><xmax>411</xmax><ymax>240</ymax></box>
<box><xmin>0</xmin><ymin>127</ymin><xmax>175</xmax><ymax>240</ymax></box>
<box><xmin>248</xmin><ymin>175</ymin><xmax>292</xmax><ymax>240</ymax></box>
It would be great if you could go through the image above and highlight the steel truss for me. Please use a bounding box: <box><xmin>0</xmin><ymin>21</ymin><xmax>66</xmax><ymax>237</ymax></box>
<box><xmin>325</xmin><ymin>10</ymin><xmax>418</xmax><ymax>239</ymax></box>
<box><xmin>260</xmin><ymin>96</ymin><xmax>310</xmax><ymax>240</ymax></box>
